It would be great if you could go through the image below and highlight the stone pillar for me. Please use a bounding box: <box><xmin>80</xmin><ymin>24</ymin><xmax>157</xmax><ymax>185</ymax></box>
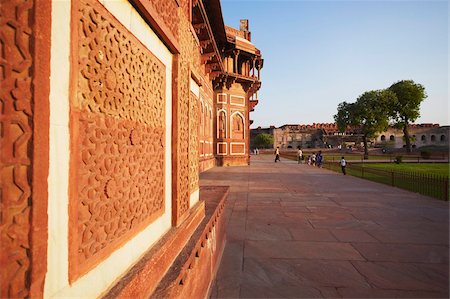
<box><xmin>257</xmin><ymin>62</ymin><xmax>261</xmax><ymax>80</ymax></box>
<box><xmin>234</xmin><ymin>50</ymin><xmax>239</xmax><ymax>74</ymax></box>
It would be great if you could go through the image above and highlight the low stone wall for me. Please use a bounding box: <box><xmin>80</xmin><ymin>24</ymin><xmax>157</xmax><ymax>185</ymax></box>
<box><xmin>103</xmin><ymin>186</ymin><xmax>228</xmax><ymax>298</ymax></box>
<box><xmin>151</xmin><ymin>186</ymin><xmax>228</xmax><ymax>298</ymax></box>
<box><xmin>199</xmin><ymin>157</ymin><xmax>216</xmax><ymax>173</ymax></box>
<box><xmin>216</xmin><ymin>156</ymin><xmax>250</xmax><ymax>166</ymax></box>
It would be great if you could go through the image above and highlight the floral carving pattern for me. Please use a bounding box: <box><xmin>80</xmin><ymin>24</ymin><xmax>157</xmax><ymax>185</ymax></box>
<box><xmin>175</xmin><ymin>15</ymin><xmax>194</xmax><ymax>218</ymax></box>
<box><xmin>151</xmin><ymin>0</ymin><xmax>179</xmax><ymax>40</ymax></box>
<box><xmin>72</xmin><ymin>0</ymin><xmax>166</xmax><ymax>276</ymax></box>
<box><xmin>76</xmin><ymin>113</ymin><xmax>165</xmax><ymax>264</ymax></box>
<box><xmin>189</xmin><ymin>93</ymin><xmax>199</xmax><ymax>193</ymax></box>
<box><xmin>0</xmin><ymin>0</ymin><xmax>34</xmax><ymax>297</ymax></box>
<box><xmin>78</xmin><ymin>0</ymin><xmax>165</xmax><ymax>126</ymax></box>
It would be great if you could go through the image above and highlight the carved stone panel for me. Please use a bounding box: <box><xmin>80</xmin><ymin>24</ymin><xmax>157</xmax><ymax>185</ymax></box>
<box><xmin>150</xmin><ymin>0</ymin><xmax>180</xmax><ymax>41</ymax></box>
<box><xmin>70</xmin><ymin>0</ymin><xmax>166</xmax><ymax>279</ymax></box>
<box><xmin>174</xmin><ymin>16</ymin><xmax>193</xmax><ymax>222</ymax></box>
<box><xmin>0</xmin><ymin>0</ymin><xmax>34</xmax><ymax>297</ymax></box>
<box><xmin>189</xmin><ymin>93</ymin><xmax>199</xmax><ymax>193</ymax></box>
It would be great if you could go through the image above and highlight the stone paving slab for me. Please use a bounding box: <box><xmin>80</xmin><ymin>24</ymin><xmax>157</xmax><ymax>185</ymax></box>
<box><xmin>203</xmin><ymin>155</ymin><xmax>449</xmax><ymax>298</ymax></box>
<box><xmin>330</xmin><ymin>229</ymin><xmax>379</xmax><ymax>243</ymax></box>
<box><xmin>244</xmin><ymin>240</ymin><xmax>366</xmax><ymax>260</ymax></box>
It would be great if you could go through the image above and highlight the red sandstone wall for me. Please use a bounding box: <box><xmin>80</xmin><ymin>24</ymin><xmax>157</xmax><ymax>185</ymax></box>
<box><xmin>1</xmin><ymin>0</ymin><xmax>217</xmax><ymax>296</ymax></box>
<box><xmin>68</xmin><ymin>0</ymin><xmax>168</xmax><ymax>280</ymax></box>
<box><xmin>1</xmin><ymin>0</ymin><xmax>51</xmax><ymax>297</ymax></box>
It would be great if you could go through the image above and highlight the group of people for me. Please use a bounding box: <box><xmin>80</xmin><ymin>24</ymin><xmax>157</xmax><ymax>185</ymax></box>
<box><xmin>294</xmin><ymin>147</ymin><xmax>323</xmax><ymax>167</ymax></box>
<box><xmin>275</xmin><ymin>146</ymin><xmax>347</xmax><ymax>175</ymax></box>
<box><xmin>306</xmin><ymin>151</ymin><xmax>324</xmax><ymax>167</ymax></box>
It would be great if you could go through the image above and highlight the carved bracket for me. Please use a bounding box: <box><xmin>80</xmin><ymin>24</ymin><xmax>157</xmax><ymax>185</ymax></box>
<box><xmin>201</xmin><ymin>52</ymin><xmax>216</xmax><ymax>64</ymax></box>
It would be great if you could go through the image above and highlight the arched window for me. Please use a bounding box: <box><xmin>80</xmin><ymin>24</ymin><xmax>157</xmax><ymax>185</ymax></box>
<box><xmin>232</xmin><ymin>113</ymin><xmax>244</xmax><ymax>139</ymax></box>
<box><xmin>441</xmin><ymin>135</ymin><xmax>446</xmax><ymax>141</ymax></box>
<box><xmin>421</xmin><ymin>135</ymin><xmax>426</xmax><ymax>141</ymax></box>
<box><xmin>431</xmin><ymin>135</ymin><xmax>436</xmax><ymax>142</ymax></box>
<box><xmin>389</xmin><ymin>135</ymin><xmax>395</xmax><ymax>141</ymax></box>
<box><xmin>380</xmin><ymin>135</ymin><xmax>386</xmax><ymax>141</ymax></box>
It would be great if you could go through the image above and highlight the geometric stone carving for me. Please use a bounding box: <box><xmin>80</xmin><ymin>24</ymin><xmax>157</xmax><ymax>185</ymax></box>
<box><xmin>0</xmin><ymin>0</ymin><xmax>34</xmax><ymax>297</ymax></box>
<box><xmin>71</xmin><ymin>0</ymin><xmax>166</xmax><ymax>278</ymax></box>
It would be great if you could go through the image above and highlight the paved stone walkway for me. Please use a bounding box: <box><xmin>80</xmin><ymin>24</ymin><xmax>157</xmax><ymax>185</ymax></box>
<box><xmin>201</xmin><ymin>155</ymin><xmax>449</xmax><ymax>298</ymax></box>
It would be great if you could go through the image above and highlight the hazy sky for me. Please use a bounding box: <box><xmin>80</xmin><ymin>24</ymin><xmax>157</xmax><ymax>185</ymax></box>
<box><xmin>220</xmin><ymin>0</ymin><xmax>449</xmax><ymax>128</ymax></box>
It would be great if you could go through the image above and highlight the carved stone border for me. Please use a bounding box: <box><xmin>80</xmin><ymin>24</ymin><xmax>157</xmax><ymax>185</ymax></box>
<box><xmin>0</xmin><ymin>0</ymin><xmax>51</xmax><ymax>297</ymax></box>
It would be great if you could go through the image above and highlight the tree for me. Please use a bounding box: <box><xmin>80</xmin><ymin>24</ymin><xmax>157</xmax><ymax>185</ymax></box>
<box><xmin>334</xmin><ymin>101</ymin><xmax>354</xmax><ymax>133</ymax></box>
<box><xmin>254</xmin><ymin>133</ymin><xmax>274</xmax><ymax>149</ymax></box>
<box><xmin>388</xmin><ymin>80</ymin><xmax>426</xmax><ymax>153</ymax></box>
<box><xmin>334</xmin><ymin>90</ymin><xmax>395</xmax><ymax>159</ymax></box>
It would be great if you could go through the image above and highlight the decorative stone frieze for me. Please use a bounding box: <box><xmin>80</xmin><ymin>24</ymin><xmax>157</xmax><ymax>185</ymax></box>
<box><xmin>70</xmin><ymin>0</ymin><xmax>166</xmax><ymax>279</ymax></box>
<box><xmin>1</xmin><ymin>1</ymin><xmax>35</xmax><ymax>297</ymax></box>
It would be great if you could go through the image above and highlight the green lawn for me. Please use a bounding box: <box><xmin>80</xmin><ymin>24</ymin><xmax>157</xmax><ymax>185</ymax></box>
<box><xmin>363</xmin><ymin>163</ymin><xmax>449</xmax><ymax>177</ymax></box>
<box><xmin>323</xmin><ymin>162</ymin><xmax>449</xmax><ymax>200</ymax></box>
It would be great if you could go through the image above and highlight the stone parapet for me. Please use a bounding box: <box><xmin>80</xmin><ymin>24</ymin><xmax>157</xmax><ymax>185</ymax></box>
<box><xmin>103</xmin><ymin>186</ymin><xmax>228</xmax><ymax>298</ymax></box>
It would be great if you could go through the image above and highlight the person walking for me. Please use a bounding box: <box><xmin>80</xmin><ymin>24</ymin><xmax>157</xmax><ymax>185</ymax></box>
<box><xmin>316</xmin><ymin>151</ymin><xmax>323</xmax><ymax>167</ymax></box>
<box><xmin>274</xmin><ymin>147</ymin><xmax>280</xmax><ymax>162</ymax></box>
<box><xmin>296</xmin><ymin>146</ymin><xmax>303</xmax><ymax>164</ymax></box>
<box><xmin>340</xmin><ymin>156</ymin><xmax>347</xmax><ymax>175</ymax></box>
<box><xmin>311</xmin><ymin>152</ymin><xmax>316</xmax><ymax>166</ymax></box>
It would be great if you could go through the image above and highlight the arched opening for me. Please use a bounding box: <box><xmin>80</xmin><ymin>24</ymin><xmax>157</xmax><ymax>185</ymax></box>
<box><xmin>389</xmin><ymin>135</ymin><xmax>395</xmax><ymax>141</ymax></box>
<box><xmin>421</xmin><ymin>135</ymin><xmax>426</xmax><ymax>142</ymax></box>
<box><xmin>380</xmin><ymin>135</ymin><xmax>386</xmax><ymax>141</ymax></box>
<box><xmin>431</xmin><ymin>135</ymin><xmax>436</xmax><ymax>142</ymax></box>
<box><xmin>218</xmin><ymin>111</ymin><xmax>226</xmax><ymax>139</ymax></box>
<box><xmin>441</xmin><ymin>135</ymin><xmax>446</xmax><ymax>141</ymax></box>
<box><xmin>232</xmin><ymin>113</ymin><xmax>244</xmax><ymax>139</ymax></box>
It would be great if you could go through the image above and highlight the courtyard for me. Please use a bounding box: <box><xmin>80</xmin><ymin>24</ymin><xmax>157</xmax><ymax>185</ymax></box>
<box><xmin>202</xmin><ymin>155</ymin><xmax>449</xmax><ymax>298</ymax></box>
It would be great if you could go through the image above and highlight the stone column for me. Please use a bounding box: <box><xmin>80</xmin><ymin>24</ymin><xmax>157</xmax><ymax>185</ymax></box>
<box><xmin>234</xmin><ymin>50</ymin><xmax>240</xmax><ymax>74</ymax></box>
<box><xmin>252</xmin><ymin>58</ymin><xmax>256</xmax><ymax>77</ymax></box>
<box><xmin>257</xmin><ymin>61</ymin><xmax>261</xmax><ymax>80</ymax></box>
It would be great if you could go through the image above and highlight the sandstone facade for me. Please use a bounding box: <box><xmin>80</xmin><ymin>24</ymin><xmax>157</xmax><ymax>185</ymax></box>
<box><xmin>0</xmin><ymin>0</ymin><xmax>262</xmax><ymax>297</ymax></box>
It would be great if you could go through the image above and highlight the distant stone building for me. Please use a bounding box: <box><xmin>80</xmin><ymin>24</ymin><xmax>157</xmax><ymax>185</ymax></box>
<box><xmin>254</xmin><ymin>123</ymin><xmax>360</xmax><ymax>149</ymax></box>
<box><xmin>251</xmin><ymin>123</ymin><xmax>448</xmax><ymax>150</ymax></box>
<box><xmin>272</xmin><ymin>124</ymin><xmax>325</xmax><ymax>148</ymax></box>
<box><xmin>250</xmin><ymin>126</ymin><xmax>275</xmax><ymax>148</ymax></box>
<box><xmin>375</xmin><ymin>124</ymin><xmax>449</xmax><ymax>149</ymax></box>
